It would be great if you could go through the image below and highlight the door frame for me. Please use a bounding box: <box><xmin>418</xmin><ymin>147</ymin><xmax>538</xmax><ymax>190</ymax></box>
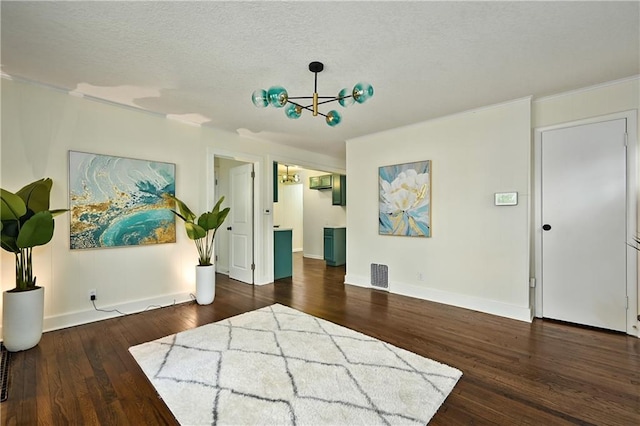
<box><xmin>207</xmin><ymin>147</ymin><xmax>262</xmax><ymax>285</ymax></box>
<box><xmin>533</xmin><ymin>110</ymin><xmax>638</xmax><ymax>336</ymax></box>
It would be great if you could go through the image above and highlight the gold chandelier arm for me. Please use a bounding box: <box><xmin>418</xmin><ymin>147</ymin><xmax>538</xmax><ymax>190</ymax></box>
<box><xmin>288</xmin><ymin>96</ymin><xmax>337</xmax><ymax>99</ymax></box>
<box><xmin>288</xmin><ymin>100</ymin><xmax>329</xmax><ymax>118</ymax></box>
<box><xmin>313</xmin><ymin>93</ymin><xmax>318</xmax><ymax>116</ymax></box>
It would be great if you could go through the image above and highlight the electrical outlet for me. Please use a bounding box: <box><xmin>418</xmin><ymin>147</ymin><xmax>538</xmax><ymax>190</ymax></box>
<box><xmin>88</xmin><ymin>289</ymin><xmax>97</xmax><ymax>301</ymax></box>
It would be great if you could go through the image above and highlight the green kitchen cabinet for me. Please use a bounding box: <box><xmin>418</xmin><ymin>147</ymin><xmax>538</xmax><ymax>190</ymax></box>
<box><xmin>273</xmin><ymin>161</ymin><xmax>278</xmax><ymax>203</ymax></box>
<box><xmin>332</xmin><ymin>174</ymin><xmax>346</xmax><ymax>206</ymax></box>
<box><xmin>309</xmin><ymin>174</ymin><xmax>333</xmax><ymax>189</ymax></box>
<box><xmin>274</xmin><ymin>229</ymin><xmax>292</xmax><ymax>280</ymax></box>
<box><xmin>324</xmin><ymin>227</ymin><xmax>346</xmax><ymax>266</ymax></box>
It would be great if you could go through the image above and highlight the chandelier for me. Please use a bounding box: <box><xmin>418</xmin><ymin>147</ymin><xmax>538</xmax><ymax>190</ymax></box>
<box><xmin>251</xmin><ymin>61</ymin><xmax>374</xmax><ymax>127</ymax></box>
<box><xmin>279</xmin><ymin>165</ymin><xmax>300</xmax><ymax>185</ymax></box>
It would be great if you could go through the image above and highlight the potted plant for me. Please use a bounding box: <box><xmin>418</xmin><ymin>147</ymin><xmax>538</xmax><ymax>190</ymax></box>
<box><xmin>166</xmin><ymin>194</ymin><xmax>230</xmax><ymax>305</ymax></box>
<box><xmin>1</xmin><ymin>178</ymin><xmax>66</xmax><ymax>352</ymax></box>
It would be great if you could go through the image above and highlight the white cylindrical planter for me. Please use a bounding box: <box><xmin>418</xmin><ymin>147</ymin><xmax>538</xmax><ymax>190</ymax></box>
<box><xmin>2</xmin><ymin>286</ymin><xmax>45</xmax><ymax>352</ymax></box>
<box><xmin>195</xmin><ymin>264</ymin><xmax>215</xmax><ymax>305</ymax></box>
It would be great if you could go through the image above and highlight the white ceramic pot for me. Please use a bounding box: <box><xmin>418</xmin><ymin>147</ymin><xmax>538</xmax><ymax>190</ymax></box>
<box><xmin>195</xmin><ymin>264</ymin><xmax>215</xmax><ymax>305</ymax></box>
<box><xmin>2</xmin><ymin>286</ymin><xmax>45</xmax><ymax>352</ymax></box>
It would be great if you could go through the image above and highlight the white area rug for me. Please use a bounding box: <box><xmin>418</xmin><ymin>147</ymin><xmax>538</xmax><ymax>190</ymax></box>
<box><xmin>129</xmin><ymin>304</ymin><xmax>462</xmax><ymax>425</ymax></box>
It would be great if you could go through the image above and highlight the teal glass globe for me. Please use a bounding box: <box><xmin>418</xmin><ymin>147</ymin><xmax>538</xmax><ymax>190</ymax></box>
<box><xmin>267</xmin><ymin>86</ymin><xmax>288</xmax><ymax>108</ymax></box>
<box><xmin>338</xmin><ymin>88</ymin><xmax>354</xmax><ymax>107</ymax></box>
<box><xmin>326</xmin><ymin>110</ymin><xmax>342</xmax><ymax>127</ymax></box>
<box><xmin>251</xmin><ymin>89</ymin><xmax>268</xmax><ymax>108</ymax></box>
<box><xmin>353</xmin><ymin>82</ymin><xmax>374</xmax><ymax>104</ymax></box>
<box><xmin>285</xmin><ymin>104</ymin><xmax>302</xmax><ymax>119</ymax></box>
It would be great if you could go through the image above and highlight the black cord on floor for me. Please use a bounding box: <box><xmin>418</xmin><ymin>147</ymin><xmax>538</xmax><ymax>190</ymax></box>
<box><xmin>91</xmin><ymin>299</ymin><xmax>177</xmax><ymax>317</ymax></box>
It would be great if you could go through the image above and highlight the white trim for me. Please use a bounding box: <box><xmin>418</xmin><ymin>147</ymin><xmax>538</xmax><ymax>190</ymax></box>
<box><xmin>303</xmin><ymin>253</ymin><xmax>324</xmax><ymax>260</ymax></box>
<box><xmin>533</xmin><ymin>110</ymin><xmax>639</xmax><ymax>337</ymax></box>
<box><xmin>625</xmin><ymin>113</ymin><xmax>639</xmax><ymax>337</ymax></box>
<box><xmin>272</xmin><ymin>155</ymin><xmax>346</xmax><ymax>176</ymax></box>
<box><xmin>533</xmin><ymin>75</ymin><xmax>640</xmax><ymax>104</ymax></box>
<box><xmin>533</xmin><ymin>130</ymin><xmax>544</xmax><ymax>319</ymax></box>
<box><xmin>0</xmin><ymin>292</ymin><xmax>193</xmax><ymax>337</ymax></box>
<box><xmin>345</xmin><ymin>275</ymin><xmax>532</xmax><ymax>323</ymax></box>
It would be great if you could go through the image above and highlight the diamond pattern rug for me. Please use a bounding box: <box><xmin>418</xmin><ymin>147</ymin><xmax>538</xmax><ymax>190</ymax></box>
<box><xmin>129</xmin><ymin>304</ymin><xmax>462</xmax><ymax>425</ymax></box>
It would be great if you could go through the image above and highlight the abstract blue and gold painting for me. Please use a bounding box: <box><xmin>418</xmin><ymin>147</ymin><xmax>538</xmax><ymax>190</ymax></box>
<box><xmin>379</xmin><ymin>160</ymin><xmax>431</xmax><ymax>237</ymax></box>
<box><xmin>69</xmin><ymin>151</ymin><xmax>176</xmax><ymax>249</ymax></box>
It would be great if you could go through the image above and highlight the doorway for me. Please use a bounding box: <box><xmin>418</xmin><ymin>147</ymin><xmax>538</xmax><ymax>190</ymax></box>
<box><xmin>534</xmin><ymin>111</ymin><xmax>638</xmax><ymax>335</ymax></box>
<box><xmin>214</xmin><ymin>157</ymin><xmax>255</xmax><ymax>284</ymax></box>
<box><xmin>273</xmin><ymin>163</ymin><xmax>347</xmax><ymax>262</ymax></box>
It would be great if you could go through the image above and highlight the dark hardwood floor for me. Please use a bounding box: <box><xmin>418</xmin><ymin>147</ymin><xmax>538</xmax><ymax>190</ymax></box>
<box><xmin>2</xmin><ymin>253</ymin><xmax>639</xmax><ymax>425</ymax></box>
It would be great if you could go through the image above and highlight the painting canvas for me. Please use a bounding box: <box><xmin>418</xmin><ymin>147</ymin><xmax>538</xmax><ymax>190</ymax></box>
<box><xmin>69</xmin><ymin>151</ymin><xmax>176</xmax><ymax>249</ymax></box>
<box><xmin>379</xmin><ymin>160</ymin><xmax>431</xmax><ymax>237</ymax></box>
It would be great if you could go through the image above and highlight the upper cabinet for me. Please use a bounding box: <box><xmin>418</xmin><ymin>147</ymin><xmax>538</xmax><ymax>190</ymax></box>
<box><xmin>332</xmin><ymin>174</ymin><xmax>346</xmax><ymax>206</ymax></box>
<box><xmin>309</xmin><ymin>174</ymin><xmax>333</xmax><ymax>189</ymax></box>
<box><xmin>273</xmin><ymin>161</ymin><xmax>278</xmax><ymax>203</ymax></box>
<box><xmin>309</xmin><ymin>173</ymin><xmax>346</xmax><ymax>206</ymax></box>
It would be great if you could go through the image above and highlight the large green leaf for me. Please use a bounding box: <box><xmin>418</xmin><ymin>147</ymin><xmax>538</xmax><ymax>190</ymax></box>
<box><xmin>197</xmin><ymin>211</ymin><xmax>217</xmax><ymax>231</ymax></box>
<box><xmin>216</xmin><ymin>207</ymin><xmax>230</xmax><ymax>228</ymax></box>
<box><xmin>1</xmin><ymin>188</ymin><xmax>27</xmax><ymax>221</ymax></box>
<box><xmin>17</xmin><ymin>211</ymin><xmax>54</xmax><ymax>248</ymax></box>
<box><xmin>16</xmin><ymin>178</ymin><xmax>52</xmax><ymax>213</ymax></box>
<box><xmin>50</xmin><ymin>209</ymin><xmax>68</xmax><ymax>217</ymax></box>
<box><xmin>1</xmin><ymin>234</ymin><xmax>19</xmax><ymax>253</ymax></box>
<box><xmin>184</xmin><ymin>222</ymin><xmax>206</xmax><ymax>240</ymax></box>
<box><xmin>166</xmin><ymin>194</ymin><xmax>197</xmax><ymax>222</ymax></box>
<box><xmin>211</xmin><ymin>196</ymin><xmax>224</xmax><ymax>216</ymax></box>
<box><xmin>198</xmin><ymin>206</ymin><xmax>230</xmax><ymax>232</ymax></box>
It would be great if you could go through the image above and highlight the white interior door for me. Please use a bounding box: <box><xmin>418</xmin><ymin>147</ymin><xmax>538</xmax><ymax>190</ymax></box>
<box><xmin>541</xmin><ymin>119</ymin><xmax>627</xmax><ymax>331</ymax></box>
<box><xmin>228</xmin><ymin>163</ymin><xmax>254</xmax><ymax>284</ymax></box>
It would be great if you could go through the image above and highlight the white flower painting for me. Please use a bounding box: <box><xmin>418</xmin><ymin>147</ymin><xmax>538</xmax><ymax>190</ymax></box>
<box><xmin>379</xmin><ymin>160</ymin><xmax>431</xmax><ymax>237</ymax></box>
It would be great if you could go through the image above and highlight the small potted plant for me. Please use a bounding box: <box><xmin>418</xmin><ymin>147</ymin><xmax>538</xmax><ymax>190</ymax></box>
<box><xmin>166</xmin><ymin>194</ymin><xmax>230</xmax><ymax>305</ymax></box>
<box><xmin>1</xmin><ymin>178</ymin><xmax>66</xmax><ymax>352</ymax></box>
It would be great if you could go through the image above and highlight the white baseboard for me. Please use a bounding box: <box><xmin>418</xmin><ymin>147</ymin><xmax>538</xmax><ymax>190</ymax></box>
<box><xmin>303</xmin><ymin>253</ymin><xmax>324</xmax><ymax>260</ymax></box>
<box><xmin>39</xmin><ymin>291</ymin><xmax>193</xmax><ymax>334</ymax></box>
<box><xmin>345</xmin><ymin>274</ymin><xmax>531</xmax><ymax>323</ymax></box>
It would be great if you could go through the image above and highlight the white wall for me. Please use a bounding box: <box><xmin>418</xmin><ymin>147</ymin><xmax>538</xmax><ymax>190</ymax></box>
<box><xmin>0</xmin><ymin>77</ymin><xmax>346</xmax><ymax>333</ymax></box>
<box><xmin>345</xmin><ymin>98</ymin><xmax>533</xmax><ymax>321</ymax></box>
<box><xmin>1</xmin><ymin>78</ymin><xmax>201</xmax><ymax>332</ymax></box>
<box><xmin>344</xmin><ymin>76</ymin><xmax>640</xmax><ymax>325</ymax></box>
<box><xmin>273</xmin><ymin>183</ymin><xmax>304</xmax><ymax>251</ymax></box>
<box><xmin>302</xmin><ymin>169</ymin><xmax>347</xmax><ymax>259</ymax></box>
<box><xmin>532</xmin><ymin>77</ymin><xmax>639</xmax><ymax>129</ymax></box>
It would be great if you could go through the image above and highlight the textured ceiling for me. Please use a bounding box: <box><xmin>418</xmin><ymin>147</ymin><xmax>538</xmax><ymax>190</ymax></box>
<box><xmin>2</xmin><ymin>1</ymin><xmax>639</xmax><ymax>158</ymax></box>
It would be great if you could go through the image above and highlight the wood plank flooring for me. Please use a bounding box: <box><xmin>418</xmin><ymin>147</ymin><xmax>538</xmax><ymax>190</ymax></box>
<box><xmin>2</xmin><ymin>253</ymin><xmax>639</xmax><ymax>425</ymax></box>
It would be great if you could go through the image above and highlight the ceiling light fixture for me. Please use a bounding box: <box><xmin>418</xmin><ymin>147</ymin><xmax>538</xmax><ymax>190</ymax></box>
<box><xmin>251</xmin><ymin>61</ymin><xmax>374</xmax><ymax>127</ymax></box>
<box><xmin>279</xmin><ymin>165</ymin><xmax>300</xmax><ymax>185</ymax></box>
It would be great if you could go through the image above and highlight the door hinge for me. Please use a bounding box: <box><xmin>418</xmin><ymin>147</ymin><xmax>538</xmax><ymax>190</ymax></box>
<box><xmin>251</xmin><ymin>263</ymin><xmax>255</xmax><ymax>271</ymax></box>
<box><xmin>625</xmin><ymin>296</ymin><xmax>629</xmax><ymax>310</ymax></box>
<box><xmin>624</xmin><ymin>132</ymin><xmax>628</xmax><ymax>147</ymax></box>
<box><xmin>251</xmin><ymin>171</ymin><xmax>255</xmax><ymax>179</ymax></box>
<box><xmin>215</xmin><ymin>254</ymin><xmax>218</xmax><ymax>261</ymax></box>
